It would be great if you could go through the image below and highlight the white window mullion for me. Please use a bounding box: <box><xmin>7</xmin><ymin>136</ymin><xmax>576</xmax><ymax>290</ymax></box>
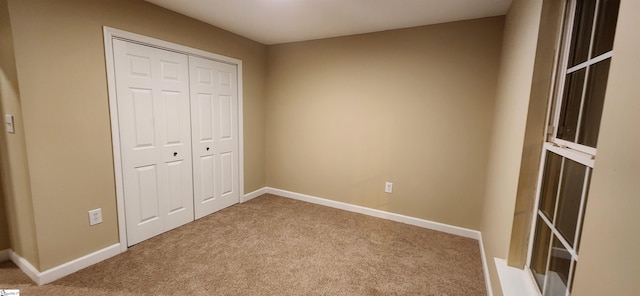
<box><xmin>543</xmin><ymin>13</ymin><xmax>571</xmax><ymax>141</ymax></box>
<box><xmin>545</xmin><ymin>142</ymin><xmax>595</xmax><ymax>167</ymax></box>
<box><xmin>538</xmin><ymin>211</ymin><xmax>578</xmax><ymax>260</ymax></box>
<box><xmin>572</xmin><ymin>168</ymin><xmax>592</xmax><ymax>254</ymax></box>
<box><xmin>565</xmin><ymin>261</ymin><xmax>575</xmax><ymax>296</ymax></box>
<box><xmin>550</xmin><ymin>157</ymin><xmax>566</xmax><ymax>224</ymax></box>
<box><xmin>526</xmin><ymin>268</ymin><xmax>544</xmax><ymax>296</ymax></box>
<box><xmin>573</xmin><ymin>66</ymin><xmax>590</xmax><ymax>143</ymax></box>
<box><xmin>566</xmin><ymin>51</ymin><xmax>613</xmax><ymax>74</ymax></box>
<box><xmin>527</xmin><ymin>147</ymin><xmax>551</xmax><ymax>266</ymax></box>
<box><xmin>573</xmin><ymin>0</ymin><xmax>599</xmax><ymax>145</ymax></box>
<box><xmin>540</xmin><ymin>211</ymin><xmax>555</xmax><ymax>296</ymax></box>
<box><xmin>541</xmin><ymin>244</ymin><xmax>553</xmax><ymax>295</ymax></box>
<box><xmin>551</xmin><ymin>0</ymin><xmax>578</xmax><ymax>141</ymax></box>
<box><xmin>587</xmin><ymin>0</ymin><xmax>600</xmax><ymax>60</ymax></box>
<box><xmin>550</xmin><ymin>138</ymin><xmax>597</xmax><ymax>157</ymax></box>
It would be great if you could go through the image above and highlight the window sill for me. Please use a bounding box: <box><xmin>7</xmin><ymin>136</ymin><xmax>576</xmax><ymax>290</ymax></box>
<box><xmin>495</xmin><ymin>258</ymin><xmax>540</xmax><ymax>296</ymax></box>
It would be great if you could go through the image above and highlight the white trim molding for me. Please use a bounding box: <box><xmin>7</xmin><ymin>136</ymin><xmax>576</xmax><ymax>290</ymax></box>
<box><xmin>266</xmin><ymin>187</ymin><xmax>481</xmax><ymax>239</ymax></box>
<box><xmin>495</xmin><ymin>258</ymin><xmax>539</xmax><ymax>296</ymax></box>
<box><xmin>242</xmin><ymin>187</ymin><xmax>268</xmax><ymax>203</ymax></box>
<box><xmin>263</xmin><ymin>187</ymin><xmax>493</xmax><ymax>295</ymax></box>
<box><xmin>8</xmin><ymin>243</ymin><xmax>123</xmax><ymax>285</ymax></box>
<box><xmin>478</xmin><ymin>234</ymin><xmax>494</xmax><ymax>296</ymax></box>
<box><xmin>9</xmin><ymin>250</ymin><xmax>40</xmax><ymax>284</ymax></box>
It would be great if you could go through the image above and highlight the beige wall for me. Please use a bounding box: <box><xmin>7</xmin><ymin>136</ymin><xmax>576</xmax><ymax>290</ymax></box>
<box><xmin>572</xmin><ymin>0</ymin><xmax>640</xmax><ymax>294</ymax></box>
<box><xmin>6</xmin><ymin>0</ymin><xmax>266</xmax><ymax>270</ymax></box>
<box><xmin>479</xmin><ymin>0</ymin><xmax>542</xmax><ymax>294</ymax></box>
<box><xmin>265</xmin><ymin>17</ymin><xmax>504</xmax><ymax>230</ymax></box>
<box><xmin>0</xmin><ymin>0</ymin><xmax>13</xmax><ymax>253</ymax></box>
<box><xmin>0</xmin><ymin>175</ymin><xmax>8</xmax><ymax>252</ymax></box>
<box><xmin>0</xmin><ymin>169</ymin><xmax>7</xmax><ymax>251</ymax></box>
<box><xmin>0</xmin><ymin>0</ymin><xmax>38</xmax><ymax>261</ymax></box>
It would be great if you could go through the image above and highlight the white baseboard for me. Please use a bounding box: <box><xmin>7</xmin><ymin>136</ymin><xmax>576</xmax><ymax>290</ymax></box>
<box><xmin>478</xmin><ymin>234</ymin><xmax>494</xmax><ymax>296</ymax></box>
<box><xmin>266</xmin><ymin>187</ymin><xmax>481</xmax><ymax>239</ymax></box>
<box><xmin>242</xmin><ymin>187</ymin><xmax>267</xmax><ymax>203</ymax></box>
<box><xmin>39</xmin><ymin>243</ymin><xmax>122</xmax><ymax>285</ymax></box>
<box><xmin>0</xmin><ymin>248</ymin><xmax>10</xmax><ymax>262</ymax></box>
<box><xmin>9</xmin><ymin>243</ymin><xmax>123</xmax><ymax>285</ymax></box>
<box><xmin>9</xmin><ymin>250</ymin><xmax>40</xmax><ymax>285</ymax></box>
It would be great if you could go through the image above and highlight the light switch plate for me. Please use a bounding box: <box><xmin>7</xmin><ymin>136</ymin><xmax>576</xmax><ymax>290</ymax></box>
<box><xmin>5</xmin><ymin>114</ymin><xmax>14</xmax><ymax>134</ymax></box>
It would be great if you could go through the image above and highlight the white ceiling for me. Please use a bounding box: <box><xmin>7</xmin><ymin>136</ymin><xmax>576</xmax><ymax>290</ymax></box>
<box><xmin>145</xmin><ymin>0</ymin><xmax>512</xmax><ymax>45</ymax></box>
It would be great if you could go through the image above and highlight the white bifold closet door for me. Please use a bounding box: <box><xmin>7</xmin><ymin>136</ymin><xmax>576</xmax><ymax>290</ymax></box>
<box><xmin>189</xmin><ymin>56</ymin><xmax>239</xmax><ymax>219</ymax></box>
<box><xmin>113</xmin><ymin>40</ymin><xmax>195</xmax><ymax>246</ymax></box>
<box><xmin>112</xmin><ymin>39</ymin><xmax>239</xmax><ymax>246</ymax></box>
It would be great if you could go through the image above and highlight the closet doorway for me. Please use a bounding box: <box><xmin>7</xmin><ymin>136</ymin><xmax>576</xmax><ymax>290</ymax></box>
<box><xmin>104</xmin><ymin>27</ymin><xmax>244</xmax><ymax>248</ymax></box>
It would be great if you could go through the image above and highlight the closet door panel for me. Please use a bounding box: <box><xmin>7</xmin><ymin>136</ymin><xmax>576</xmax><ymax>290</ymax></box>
<box><xmin>113</xmin><ymin>40</ymin><xmax>194</xmax><ymax>246</ymax></box>
<box><xmin>190</xmin><ymin>56</ymin><xmax>239</xmax><ymax>219</ymax></box>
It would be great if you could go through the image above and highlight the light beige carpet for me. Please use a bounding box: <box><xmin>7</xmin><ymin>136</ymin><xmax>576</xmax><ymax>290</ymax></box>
<box><xmin>0</xmin><ymin>194</ymin><xmax>486</xmax><ymax>295</ymax></box>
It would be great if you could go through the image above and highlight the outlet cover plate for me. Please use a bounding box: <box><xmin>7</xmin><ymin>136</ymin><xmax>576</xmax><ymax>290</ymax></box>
<box><xmin>89</xmin><ymin>208</ymin><xmax>103</xmax><ymax>225</ymax></box>
<box><xmin>385</xmin><ymin>182</ymin><xmax>393</xmax><ymax>193</ymax></box>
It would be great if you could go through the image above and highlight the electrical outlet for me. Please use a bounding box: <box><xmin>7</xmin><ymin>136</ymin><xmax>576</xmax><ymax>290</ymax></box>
<box><xmin>89</xmin><ymin>208</ymin><xmax>103</xmax><ymax>226</ymax></box>
<box><xmin>385</xmin><ymin>182</ymin><xmax>393</xmax><ymax>193</ymax></box>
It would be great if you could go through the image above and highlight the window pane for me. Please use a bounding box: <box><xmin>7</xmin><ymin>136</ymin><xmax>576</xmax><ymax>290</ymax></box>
<box><xmin>556</xmin><ymin>159</ymin><xmax>587</xmax><ymax>247</ymax></box>
<box><xmin>539</xmin><ymin>152</ymin><xmax>563</xmax><ymax>220</ymax></box>
<box><xmin>578</xmin><ymin>59</ymin><xmax>611</xmax><ymax>147</ymax></box>
<box><xmin>558</xmin><ymin>69</ymin><xmax>586</xmax><ymax>142</ymax></box>
<box><xmin>570</xmin><ymin>261</ymin><xmax>577</xmax><ymax>293</ymax></box>
<box><xmin>543</xmin><ymin>237</ymin><xmax>572</xmax><ymax>296</ymax></box>
<box><xmin>591</xmin><ymin>0</ymin><xmax>620</xmax><ymax>57</ymax></box>
<box><xmin>568</xmin><ymin>0</ymin><xmax>596</xmax><ymax>67</ymax></box>
<box><xmin>575</xmin><ymin>174</ymin><xmax>591</xmax><ymax>253</ymax></box>
<box><xmin>531</xmin><ymin>216</ymin><xmax>552</xmax><ymax>291</ymax></box>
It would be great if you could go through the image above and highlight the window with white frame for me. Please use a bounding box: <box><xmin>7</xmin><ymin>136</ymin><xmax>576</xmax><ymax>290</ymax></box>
<box><xmin>527</xmin><ymin>0</ymin><xmax>620</xmax><ymax>295</ymax></box>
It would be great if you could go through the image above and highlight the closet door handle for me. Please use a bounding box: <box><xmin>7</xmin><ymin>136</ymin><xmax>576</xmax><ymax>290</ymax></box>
<box><xmin>173</xmin><ymin>152</ymin><xmax>178</xmax><ymax>157</ymax></box>
<box><xmin>206</xmin><ymin>147</ymin><xmax>210</xmax><ymax>151</ymax></box>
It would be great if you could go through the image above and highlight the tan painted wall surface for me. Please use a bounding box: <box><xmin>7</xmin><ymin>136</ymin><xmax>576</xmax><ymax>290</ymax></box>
<box><xmin>266</xmin><ymin>17</ymin><xmax>504</xmax><ymax>230</ymax></box>
<box><xmin>7</xmin><ymin>0</ymin><xmax>266</xmax><ymax>270</ymax></box>
<box><xmin>0</xmin><ymin>0</ymin><xmax>13</xmax><ymax>253</ymax></box>
<box><xmin>0</xmin><ymin>0</ymin><xmax>38</xmax><ymax>261</ymax></box>
<box><xmin>479</xmin><ymin>0</ymin><xmax>542</xmax><ymax>294</ymax></box>
<box><xmin>0</xmin><ymin>174</ymin><xmax>8</xmax><ymax>252</ymax></box>
<box><xmin>0</xmin><ymin>169</ymin><xmax>8</xmax><ymax>251</ymax></box>
<box><xmin>572</xmin><ymin>0</ymin><xmax>640</xmax><ymax>294</ymax></box>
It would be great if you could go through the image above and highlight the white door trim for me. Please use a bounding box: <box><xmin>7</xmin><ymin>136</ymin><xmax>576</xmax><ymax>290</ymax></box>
<box><xmin>103</xmin><ymin>26</ymin><xmax>245</xmax><ymax>251</ymax></box>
